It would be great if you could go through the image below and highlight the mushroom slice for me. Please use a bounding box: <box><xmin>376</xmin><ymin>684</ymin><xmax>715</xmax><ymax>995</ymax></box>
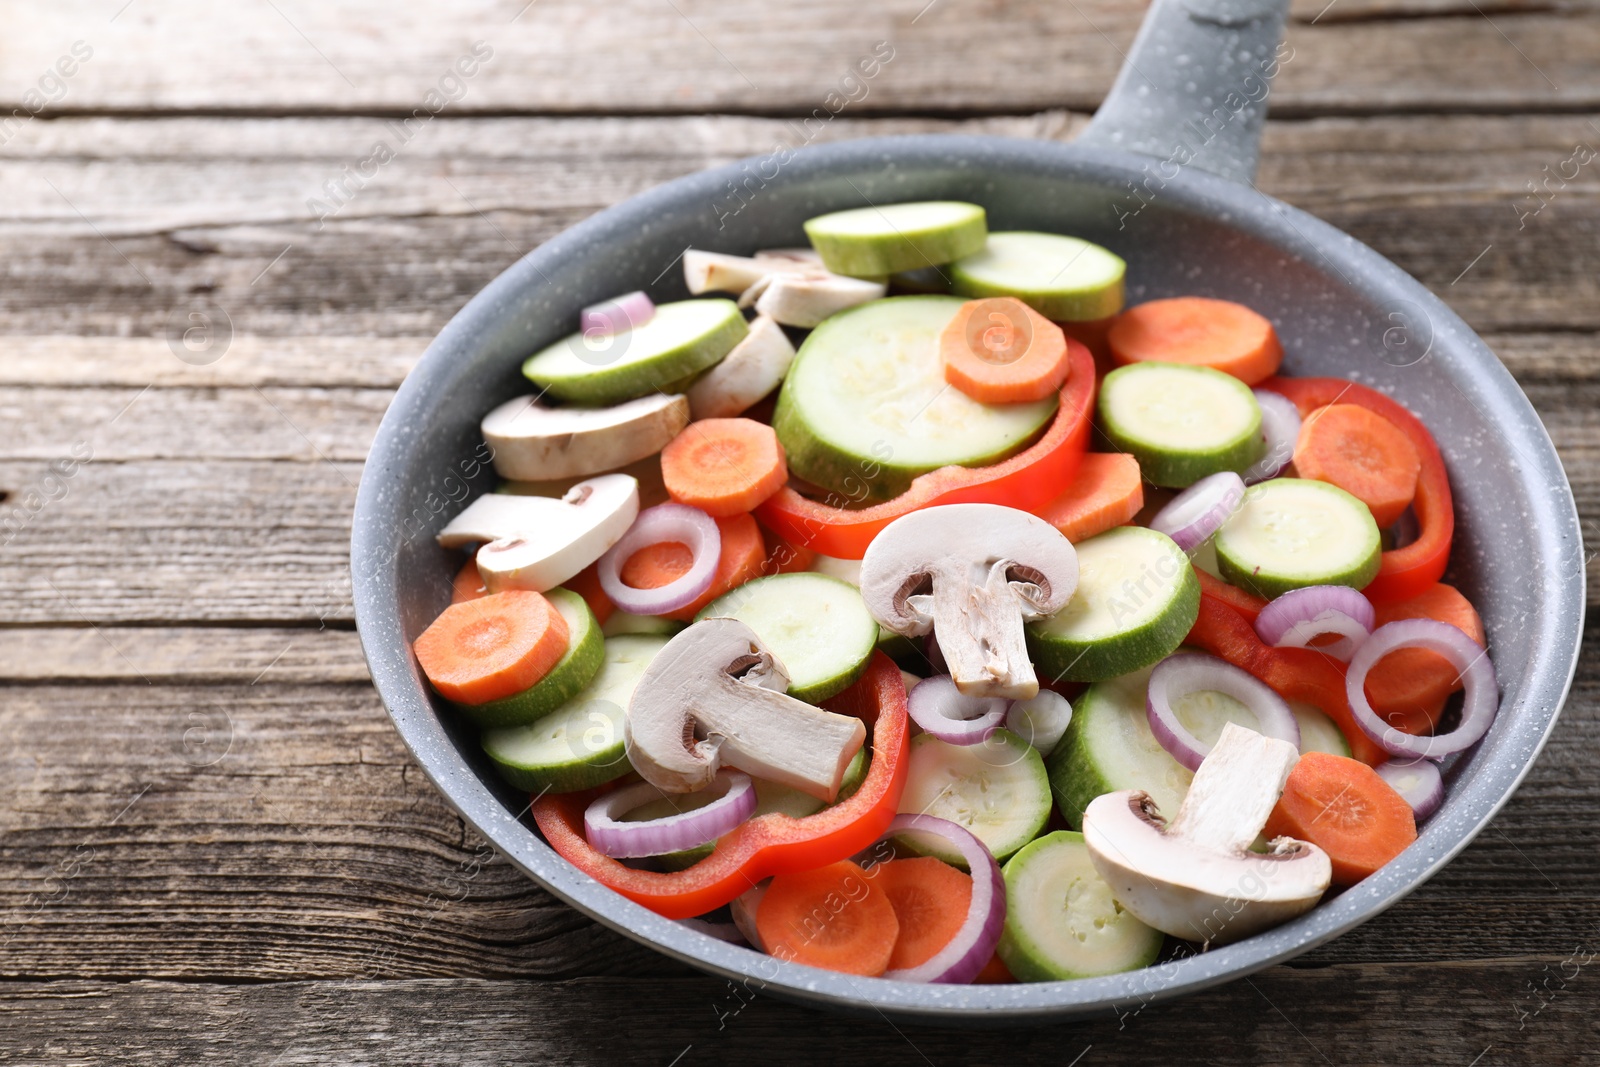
<box><xmin>859</xmin><ymin>503</ymin><xmax>1077</xmax><ymax>700</ymax></box>
<box><xmin>753</xmin><ymin>247</ymin><xmax>824</xmax><ymax>269</ymax></box>
<box><xmin>685</xmin><ymin>315</ymin><xmax>796</xmax><ymax>421</ymax></box>
<box><xmin>682</xmin><ymin>251</ymin><xmax>772</xmax><ymax>297</ymax></box>
<box><xmin>625</xmin><ymin>618</ymin><xmax>867</xmax><ymax>798</ymax></box>
<box><xmin>437</xmin><ymin>474</ymin><xmax>639</xmax><ymax>593</ymax></box>
<box><xmin>1082</xmin><ymin>722</ymin><xmax>1332</xmax><ymax>947</ymax></box>
<box><xmin>752</xmin><ymin>272</ymin><xmax>888</xmax><ymax>328</ymax></box>
<box><xmin>482</xmin><ymin>393</ymin><xmax>689</xmax><ymax>481</ymax></box>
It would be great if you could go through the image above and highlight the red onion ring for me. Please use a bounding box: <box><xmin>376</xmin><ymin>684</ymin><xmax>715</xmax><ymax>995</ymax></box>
<box><xmin>875</xmin><ymin>814</ymin><xmax>1005</xmax><ymax>984</ymax></box>
<box><xmin>597</xmin><ymin>503</ymin><xmax>721</xmax><ymax>616</ymax></box>
<box><xmin>1147</xmin><ymin>653</ymin><xmax>1301</xmax><ymax>771</ymax></box>
<box><xmin>907</xmin><ymin>675</ymin><xmax>1008</xmax><ymax>745</ymax></box>
<box><xmin>1375</xmin><ymin>758</ymin><xmax>1444</xmax><ymax>820</ymax></box>
<box><xmin>580</xmin><ymin>289</ymin><xmax>655</xmax><ymax>336</ymax></box>
<box><xmin>1254</xmin><ymin>585</ymin><xmax>1376</xmax><ymax>662</ymax></box>
<box><xmin>1345</xmin><ymin>619</ymin><xmax>1497</xmax><ymax>760</ymax></box>
<box><xmin>584</xmin><ymin>770</ymin><xmax>755</xmax><ymax>859</ymax></box>
<box><xmin>1242</xmin><ymin>388</ymin><xmax>1301</xmax><ymax>484</ymax></box>
<box><xmin>1149</xmin><ymin>471</ymin><xmax>1246</xmax><ymax>552</ymax></box>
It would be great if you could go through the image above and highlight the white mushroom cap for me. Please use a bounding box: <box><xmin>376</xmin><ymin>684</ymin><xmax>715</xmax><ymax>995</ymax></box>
<box><xmin>1083</xmin><ymin>723</ymin><xmax>1332</xmax><ymax>946</ymax></box>
<box><xmin>437</xmin><ymin>475</ymin><xmax>639</xmax><ymax>592</ymax></box>
<box><xmin>481</xmin><ymin>393</ymin><xmax>688</xmax><ymax>481</ymax></box>
<box><xmin>859</xmin><ymin>503</ymin><xmax>1077</xmax><ymax>699</ymax></box>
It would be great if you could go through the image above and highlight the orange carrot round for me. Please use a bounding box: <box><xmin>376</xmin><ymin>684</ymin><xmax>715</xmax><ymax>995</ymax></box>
<box><xmin>941</xmin><ymin>297</ymin><xmax>1072</xmax><ymax>404</ymax></box>
<box><xmin>1264</xmin><ymin>752</ymin><xmax>1417</xmax><ymax>886</ymax></box>
<box><xmin>1365</xmin><ymin>582</ymin><xmax>1484</xmax><ymax>730</ymax></box>
<box><xmin>1034</xmin><ymin>451</ymin><xmax>1144</xmax><ymax>543</ymax></box>
<box><xmin>618</xmin><ymin>512</ymin><xmax>767</xmax><ymax>622</ymax></box>
<box><xmin>660</xmin><ymin>418</ymin><xmax>787</xmax><ymax>517</ymax></box>
<box><xmin>1294</xmin><ymin>403</ymin><xmax>1422</xmax><ymax>528</ymax></box>
<box><xmin>1108</xmin><ymin>296</ymin><xmax>1283</xmax><ymax>385</ymax></box>
<box><xmin>413</xmin><ymin>590</ymin><xmax>570</xmax><ymax>705</ymax></box>
<box><xmin>450</xmin><ymin>559</ymin><xmax>487</xmax><ymax>604</ymax></box>
<box><xmin>756</xmin><ymin>860</ymin><xmax>900</xmax><ymax>976</ymax></box>
<box><xmin>873</xmin><ymin>857</ymin><xmax>973</xmax><ymax>971</ymax></box>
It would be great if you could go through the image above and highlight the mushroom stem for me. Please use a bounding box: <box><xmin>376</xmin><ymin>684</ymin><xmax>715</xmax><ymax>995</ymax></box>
<box><xmin>1167</xmin><ymin>724</ymin><xmax>1297</xmax><ymax>854</ymax></box>
<box><xmin>921</xmin><ymin>558</ymin><xmax>1040</xmax><ymax>700</ymax></box>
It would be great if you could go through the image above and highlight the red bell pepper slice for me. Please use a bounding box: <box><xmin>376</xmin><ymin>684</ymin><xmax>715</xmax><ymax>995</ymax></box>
<box><xmin>1257</xmin><ymin>376</ymin><xmax>1453</xmax><ymax>605</ymax></box>
<box><xmin>1194</xmin><ymin>566</ymin><xmax>1268</xmax><ymax>624</ymax></box>
<box><xmin>1186</xmin><ymin>579</ymin><xmax>1387</xmax><ymax>766</ymax></box>
<box><xmin>531</xmin><ymin>652</ymin><xmax>912</xmax><ymax>919</ymax></box>
<box><xmin>754</xmin><ymin>339</ymin><xmax>1096</xmax><ymax>560</ymax></box>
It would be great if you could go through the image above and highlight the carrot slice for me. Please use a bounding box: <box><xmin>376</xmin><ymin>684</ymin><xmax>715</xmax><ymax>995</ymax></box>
<box><xmin>973</xmin><ymin>950</ymin><xmax>1016</xmax><ymax>984</ymax></box>
<box><xmin>1108</xmin><ymin>297</ymin><xmax>1283</xmax><ymax>385</ymax></box>
<box><xmin>618</xmin><ymin>512</ymin><xmax>767</xmax><ymax>622</ymax></box>
<box><xmin>872</xmin><ymin>857</ymin><xmax>973</xmax><ymax>971</ymax></box>
<box><xmin>1294</xmin><ymin>404</ymin><xmax>1422</xmax><ymax>528</ymax></box>
<box><xmin>562</xmin><ymin>561</ymin><xmax>614</xmax><ymax>625</ymax></box>
<box><xmin>1365</xmin><ymin>582</ymin><xmax>1484</xmax><ymax>731</ymax></box>
<box><xmin>1261</xmin><ymin>376</ymin><xmax>1452</xmax><ymax>604</ymax></box>
<box><xmin>941</xmin><ymin>298</ymin><xmax>1072</xmax><ymax>404</ymax></box>
<box><xmin>413</xmin><ymin>590</ymin><xmax>570</xmax><ymax>705</ymax></box>
<box><xmin>450</xmin><ymin>559</ymin><xmax>487</xmax><ymax>604</ymax></box>
<box><xmin>756</xmin><ymin>860</ymin><xmax>900</xmax><ymax>976</ymax></box>
<box><xmin>1035</xmin><ymin>452</ymin><xmax>1144</xmax><ymax>542</ymax></box>
<box><xmin>760</xmin><ymin>524</ymin><xmax>817</xmax><ymax>575</ymax></box>
<box><xmin>660</xmin><ymin>418</ymin><xmax>788</xmax><ymax>517</ymax></box>
<box><xmin>1264</xmin><ymin>752</ymin><xmax>1417</xmax><ymax>886</ymax></box>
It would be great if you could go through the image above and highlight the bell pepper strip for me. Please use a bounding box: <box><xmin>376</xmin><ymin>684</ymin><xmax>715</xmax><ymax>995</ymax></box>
<box><xmin>531</xmin><ymin>652</ymin><xmax>912</xmax><ymax>919</ymax></box>
<box><xmin>1185</xmin><ymin>583</ymin><xmax>1387</xmax><ymax>766</ymax></box>
<box><xmin>755</xmin><ymin>340</ymin><xmax>1095</xmax><ymax>560</ymax></box>
<box><xmin>1257</xmin><ymin>376</ymin><xmax>1452</xmax><ymax>604</ymax></box>
<box><xmin>1194</xmin><ymin>567</ymin><xmax>1268</xmax><ymax>625</ymax></box>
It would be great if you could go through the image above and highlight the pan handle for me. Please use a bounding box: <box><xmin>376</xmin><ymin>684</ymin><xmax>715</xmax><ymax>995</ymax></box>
<box><xmin>1075</xmin><ymin>0</ymin><xmax>1291</xmax><ymax>184</ymax></box>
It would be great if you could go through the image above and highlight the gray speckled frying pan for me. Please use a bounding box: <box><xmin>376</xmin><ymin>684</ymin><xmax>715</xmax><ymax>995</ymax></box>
<box><xmin>351</xmin><ymin>0</ymin><xmax>1584</xmax><ymax>1024</ymax></box>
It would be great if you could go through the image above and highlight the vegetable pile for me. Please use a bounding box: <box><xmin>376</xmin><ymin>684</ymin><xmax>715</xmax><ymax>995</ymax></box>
<box><xmin>412</xmin><ymin>201</ymin><xmax>1497</xmax><ymax>983</ymax></box>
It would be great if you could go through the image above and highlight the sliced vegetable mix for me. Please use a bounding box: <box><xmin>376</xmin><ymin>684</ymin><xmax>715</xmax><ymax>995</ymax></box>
<box><xmin>406</xmin><ymin>200</ymin><xmax>1496</xmax><ymax>983</ymax></box>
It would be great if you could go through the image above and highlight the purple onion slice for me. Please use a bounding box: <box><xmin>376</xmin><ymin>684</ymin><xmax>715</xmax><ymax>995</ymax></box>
<box><xmin>876</xmin><ymin>814</ymin><xmax>1005</xmax><ymax>984</ymax></box>
<box><xmin>1242</xmin><ymin>388</ymin><xmax>1302</xmax><ymax>484</ymax></box>
<box><xmin>1254</xmin><ymin>585</ymin><xmax>1376</xmax><ymax>662</ymax></box>
<box><xmin>584</xmin><ymin>770</ymin><xmax>755</xmax><ymax>859</ymax></box>
<box><xmin>1375</xmin><ymin>758</ymin><xmax>1445</xmax><ymax>820</ymax></box>
<box><xmin>907</xmin><ymin>675</ymin><xmax>1008</xmax><ymax>746</ymax></box>
<box><xmin>596</xmin><ymin>502</ymin><xmax>721</xmax><ymax>616</ymax></box>
<box><xmin>1146</xmin><ymin>653</ymin><xmax>1301</xmax><ymax>771</ymax></box>
<box><xmin>581</xmin><ymin>289</ymin><xmax>655</xmax><ymax>336</ymax></box>
<box><xmin>1149</xmin><ymin>471</ymin><xmax>1246</xmax><ymax>552</ymax></box>
<box><xmin>1345</xmin><ymin>619</ymin><xmax>1497</xmax><ymax>760</ymax></box>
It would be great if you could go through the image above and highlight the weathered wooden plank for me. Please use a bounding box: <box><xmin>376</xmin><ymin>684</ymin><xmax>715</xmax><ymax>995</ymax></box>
<box><xmin>0</xmin><ymin>386</ymin><xmax>389</xmax><ymax>462</ymax></box>
<box><xmin>2</xmin><ymin>1</ymin><xmax>1596</xmax><ymax>115</ymax></box>
<box><xmin>0</xmin><ymin>965</ymin><xmax>1593</xmax><ymax>1066</ymax></box>
<box><xmin>0</xmin><ymin>329</ymin><xmax>1591</xmax><ymax>390</ymax></box>
<box><xmin>0</xmin><ymin>460</ymin><xmax>359</xmax><ymax>625</ymax></box>
<box><xmin>0</xmin><ymin>366</ymin><xmax>1593</xmax><ymax>627</ymax></box>
<box><xmin>0</xmin><ymin>113</ymin><xmax>1597</xmax><ymax>342</ymax></box>
<box><xmin>0</xmin><ymin>639</ymin><xmax>1593</xmax><ymax>982</ymax></box>
<box><xmin>0</xmin><ymin>336</ymin><xmax>421</xmax><ymax>388</ymax></box>
<box><xmin>0</xmin><ymin>627</ymin><xmax>369</xmax><ymax>684</ymax></box>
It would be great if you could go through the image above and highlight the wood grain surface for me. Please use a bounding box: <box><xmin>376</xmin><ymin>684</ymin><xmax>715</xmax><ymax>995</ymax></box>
<box><xmin>0</xmin><ymin>1</ymin><xmax>1596</xmax><ymax>1063</ymax></box>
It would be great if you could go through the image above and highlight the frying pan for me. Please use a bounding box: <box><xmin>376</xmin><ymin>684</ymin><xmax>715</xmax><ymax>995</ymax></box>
<box><xmin>350</xmin><ymin>0</ymin><xmax>1585</xmax><ymax>1023</ymax></box>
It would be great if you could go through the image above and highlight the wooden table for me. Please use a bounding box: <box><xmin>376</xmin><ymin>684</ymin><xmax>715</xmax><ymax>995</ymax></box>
<box><xmin>1</xmin><ymin>2</ymin><xmax>1595</xmax><ymax>1063</ymax></box>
